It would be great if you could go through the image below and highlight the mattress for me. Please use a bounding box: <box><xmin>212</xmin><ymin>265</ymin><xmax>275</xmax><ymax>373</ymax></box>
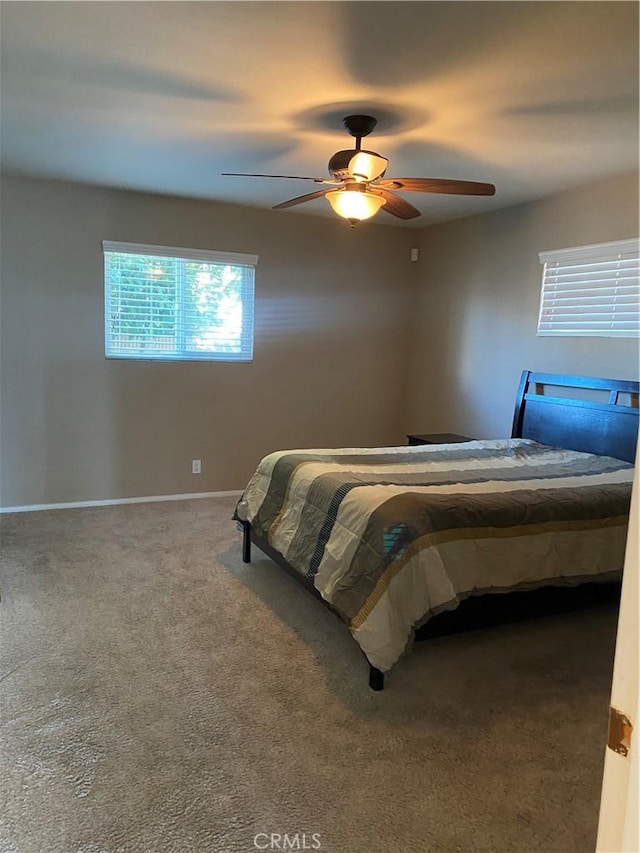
<box><xmin>235</xmin><ymin>439</ymin><xmax>633</xmax><ymax>671</ymax></box>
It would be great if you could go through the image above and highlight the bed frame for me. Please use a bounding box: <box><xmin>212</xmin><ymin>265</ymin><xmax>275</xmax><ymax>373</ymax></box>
<box><xmin>512</xmin><ymin>371</ymin><xmax>639</xmax><ymax>463</ymax></box>
<box><xmin>241</xmin><ymin>371</ymin><xmax>639</xmax><ymax>691</ymax></box>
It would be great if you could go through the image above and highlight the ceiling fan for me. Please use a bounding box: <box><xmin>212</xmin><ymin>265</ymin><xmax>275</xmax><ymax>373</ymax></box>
<box><xmin>223</xmin><ymin>114</ymin><xmax>496</xmax><ymax>226</ymax></box>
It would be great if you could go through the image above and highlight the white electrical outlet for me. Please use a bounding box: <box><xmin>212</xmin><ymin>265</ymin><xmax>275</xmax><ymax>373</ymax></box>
<box><xmin>192</xmin><ymin>459</ymin><xmax>201</xmax><ymax>474</ymax></box>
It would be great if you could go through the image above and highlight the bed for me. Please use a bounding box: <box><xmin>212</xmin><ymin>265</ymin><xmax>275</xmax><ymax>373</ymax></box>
<box><xmin>235</xmin><ymin>371</ymin><xmax>639</xmax><ymax>690</ymax></box>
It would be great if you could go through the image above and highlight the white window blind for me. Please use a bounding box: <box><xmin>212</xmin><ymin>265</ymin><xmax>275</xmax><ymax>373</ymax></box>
<box><xmin>537</xmin><ymin>238</ymin><xmax>639</xmax><ymax>337</ymax></box>
<box><xmin>103</xmin><ymin>241</ymin><xmax>257</xmax><ymax>361</ymax></box>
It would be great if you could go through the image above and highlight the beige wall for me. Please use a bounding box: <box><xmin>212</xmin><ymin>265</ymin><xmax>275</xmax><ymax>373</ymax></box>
<box><xmin>0</xmin><ymin>176</ymin><xmax>417</xmax><ymax>506</ymax></box>
<box><xmin>2</xmin><ymin>172</ymin><xmax>638</xmax><ymax>507</ymax></box>
<box><xmin>406</xmin><ymin>173</ymin><xmax>640</xmax><ymax>439</ymax></box>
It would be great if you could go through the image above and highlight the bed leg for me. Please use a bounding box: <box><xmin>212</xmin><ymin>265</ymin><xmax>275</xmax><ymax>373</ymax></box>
<box><xmin>242</xmin><ymin>521</ymin><xmax>251</xmax><ymax>563</ymax></box>
<box><xmin>369</xmin><ymin>665</ymin><xmax>384</xmax><ymax>691</ymax></box>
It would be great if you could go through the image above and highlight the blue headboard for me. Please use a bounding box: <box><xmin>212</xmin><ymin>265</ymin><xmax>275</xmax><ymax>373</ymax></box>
<box><xmin>511</xmin><ymin>371</ymin><xmax>639</xmax><ymax>463</ymax></box>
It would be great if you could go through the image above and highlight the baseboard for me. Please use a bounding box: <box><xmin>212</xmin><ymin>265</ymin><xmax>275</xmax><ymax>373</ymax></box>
<box><xmin>0</xmin><ymin>490</ymin><xmax>243</xmax><ymax>514</ymax></box>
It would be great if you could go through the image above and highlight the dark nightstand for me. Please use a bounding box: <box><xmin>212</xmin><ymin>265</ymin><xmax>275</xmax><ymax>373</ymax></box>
<box><xmin>407</xmin><ymin>432</ymin><xmax>475</xmax><ymax>446</ymax></box>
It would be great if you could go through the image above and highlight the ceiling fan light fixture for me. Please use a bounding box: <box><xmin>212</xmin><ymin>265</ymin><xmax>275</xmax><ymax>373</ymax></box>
<box><xmin>347</xmin><ymin>151</ymin><xmax>388</xmax><ymax>182</ymax></box>
<box><xmin>326</xmin><ymin>187</ymin><xmax>386</xmax><ymax>223</ymax></box>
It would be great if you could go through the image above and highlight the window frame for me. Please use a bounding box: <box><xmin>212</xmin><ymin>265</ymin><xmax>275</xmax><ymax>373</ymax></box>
<box><xmin>102</xmin><ymin>241</ymin><xmax>258</xmax><ymax>362</ymax></box>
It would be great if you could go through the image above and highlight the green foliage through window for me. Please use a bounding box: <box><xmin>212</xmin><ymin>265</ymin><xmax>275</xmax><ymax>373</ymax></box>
<box><xmin>103</xmin><ymin>245</ymin><xmax>255</xmax><ymax>361</ymax></box>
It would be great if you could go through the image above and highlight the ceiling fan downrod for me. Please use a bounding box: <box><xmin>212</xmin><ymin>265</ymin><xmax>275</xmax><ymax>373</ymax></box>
<box><xmin>342</xmin><ymin>114</ymin><xmax>378</xmax><ymax>151</ymax></box>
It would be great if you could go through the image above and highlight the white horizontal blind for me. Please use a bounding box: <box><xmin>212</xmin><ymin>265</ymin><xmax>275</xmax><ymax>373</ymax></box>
<box><xmin>103</xmin><ymin>242</ymin><xmax>257</xmax><ymax>361</ymax></box>
<box><xmin>537</xmin><ymin>238</ymin><xmax>639</xmax><ymax>337</ymax></box>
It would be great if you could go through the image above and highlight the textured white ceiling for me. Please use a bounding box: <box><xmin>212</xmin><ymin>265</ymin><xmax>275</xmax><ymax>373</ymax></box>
<box><xmin>1</xmin><ymin>1</ymin><xmax>638</xmax><ymax>226</ymax></box>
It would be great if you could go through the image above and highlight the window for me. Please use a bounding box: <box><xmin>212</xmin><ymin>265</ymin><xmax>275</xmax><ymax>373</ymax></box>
<box><xmin>103</xmin><ymin>241</ymin><xmax>257</xmax><ymax>361</ymax></box>
<box><xmin>537</xmin><ymin>238</ymin><xmax>639</xmax><ymax>338</ymax></box>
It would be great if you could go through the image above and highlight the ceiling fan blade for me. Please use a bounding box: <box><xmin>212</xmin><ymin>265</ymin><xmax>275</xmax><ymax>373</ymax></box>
<box><xmin>272</xmin><ymin>189</ymin><xmax>332</xmax><ymax>210</ymax></box>
<box><xmin>377</xmin><ymin>178</ymin><xmax>496</xmax><ymax>196</ymax></box>
<box><xmin>222</xmin><ymin>172</ymin><xmax>326</xmax><ymax>182</ymax></box>
<box><xmin>371</xmin><ymin>189</ymin><xmax>421</xmax><ymax>220</ymax></box>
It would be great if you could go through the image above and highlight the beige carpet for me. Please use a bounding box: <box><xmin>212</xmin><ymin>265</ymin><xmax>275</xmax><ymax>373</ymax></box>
<box><xmin>0</xmin><ymin>497</ymin><xmax>617</xmax><ymax>853</ymax></box>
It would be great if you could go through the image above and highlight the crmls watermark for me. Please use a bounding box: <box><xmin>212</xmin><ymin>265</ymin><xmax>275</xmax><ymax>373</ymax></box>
<box><xmin>253</xmin><ymin>832</ymin><xmax>322</xmax><ymax>850</ymax></box>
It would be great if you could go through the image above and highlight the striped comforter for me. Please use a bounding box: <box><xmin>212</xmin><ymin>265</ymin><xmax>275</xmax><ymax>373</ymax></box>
<box><xmin>235</xmin><ymin>439</ymin><xmax>633</xmax><ymax>672</ymax></box>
